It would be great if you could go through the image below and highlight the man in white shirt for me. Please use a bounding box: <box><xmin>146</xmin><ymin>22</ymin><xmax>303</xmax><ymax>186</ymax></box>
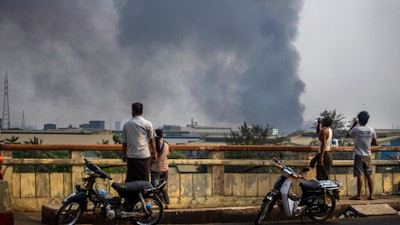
<box><xmin>348</xmin><ymin>111</ymin><xmax>377</xmax><ymax>200</ymax></box>
<box><xmin>121</xmin><ymin>102</ymin><xmax>157</xmax><ymax>182</ymax></box>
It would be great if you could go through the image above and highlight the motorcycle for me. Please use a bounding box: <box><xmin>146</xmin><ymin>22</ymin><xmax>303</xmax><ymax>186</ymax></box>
<box><xmin>255</xmin><ymin>157</ymin><xmax>341</xmax><ymax>225</ymax></box>
<box><xmin>55</xmin><ymin>158</ymin><xmax>167</xmax><ymax>225</ymax></box>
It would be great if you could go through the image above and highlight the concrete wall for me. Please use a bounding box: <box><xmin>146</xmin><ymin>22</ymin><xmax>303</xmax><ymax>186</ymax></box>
<box><xmin>1</xmin><ymin>144</ymin><xmax>400</xmax><ymax>211</ymax></box>
<box><xmin>6</xmin><ymin>170</ymin><xmax>400</xmax><ymax>211</ymax></box>
<box><xmin>0</xmin><ymin>180</ymin><xmax>13</xmax><ymax>225</ymax></box>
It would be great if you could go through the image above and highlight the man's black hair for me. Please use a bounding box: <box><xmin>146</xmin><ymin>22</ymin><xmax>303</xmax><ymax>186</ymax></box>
<box><xmin>358</xmin><ymin>111</ymin><xmax>370</xmax><ymax>125</ymax></box>
<box><xmin>132</xmin><ymin>102</ymin><xmax>143</xmax><ymax>115</ymax></box>
<box><xmin>323</xmin><ymin>116</ymin><xmax>334</xmax><ymax>127</ymax></box>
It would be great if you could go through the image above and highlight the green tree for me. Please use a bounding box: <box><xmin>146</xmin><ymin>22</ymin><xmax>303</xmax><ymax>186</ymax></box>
<box><xmin>310</xmin><ymin>109</ymin><xmax>353</xmax><ymax>146</ymax></box>
<box><xmin>168</xmin><ymin>151</ymin><xmax>186</xmax><ymax>159</ymax></box>
<box><xmin>3</xmin><ymin>136</ymin><xmax>21</xmax><ymax>144</ymax></box>
<box><xmin>14</xmin><ymin>136</ymin><xmax>69</xmax><ymax>172</ymax></box>
<box><xmin>24</xmin><ymin>136</ymin><xmax>43</xmax><ymax>144</ymax></box>
<box><xmin>95</xmin><ymin>137</ymin><xmax>122</xmax><ymax>164</ymax></box>
<box><xmin>225</xmin><ymin>122</ymin><xmax>271</xmax><ymax>145</ymax></box>
<box><xmin>319</xmin><ymin>109</ymin><xmax>346</xmax><ymax>137</ymax></box>
<box><xmin>99</xmin><ymin>139</ymin><xmax>110</xmax><ymax>144</ymax></box>
<box><xmin>113</xmin><ymin>133</ymin><xmax>121</xmax><ymax>144</ymax></box>
<box><xmin>222</xmin><ymin>121</ymin><xmax>296</xmax><ymax>173</ymax></box>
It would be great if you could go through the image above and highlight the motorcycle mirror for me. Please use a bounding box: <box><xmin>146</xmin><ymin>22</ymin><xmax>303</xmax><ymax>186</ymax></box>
<box><xmin>302</xmin><ymin>168</ymin><xmax>310</xmax><ymax>173</ymax></box>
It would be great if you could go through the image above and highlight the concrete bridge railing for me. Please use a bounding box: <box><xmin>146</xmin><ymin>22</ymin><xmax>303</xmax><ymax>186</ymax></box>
<box><xmin>1</xmin><ymin>144</ymin><xmax>399</xmax><ymax>211</ymax></box>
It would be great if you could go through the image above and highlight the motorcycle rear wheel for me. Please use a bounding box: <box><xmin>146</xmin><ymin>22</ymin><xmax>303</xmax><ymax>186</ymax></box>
<box><xmin>255</xmin><ymin>199</ymin><xmax>274</xmax><ymax>225</ymax></box>
<box><xmin>55</xmin><ymin>201</ymin><xmax>84</xmax><ymax>225</ymax></box>
<box><xmin>131</xmin><ymin>196</ymin><xmax>164</xmax><ymax>225</ymax></box>
<box><xmin>309</xmin><ymin>192</ymin><xmax>336</xmax><ymax>222</ymax></box>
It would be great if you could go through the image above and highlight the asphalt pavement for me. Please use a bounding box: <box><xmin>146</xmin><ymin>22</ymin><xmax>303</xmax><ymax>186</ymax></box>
<box><xmin>14</xmin><ymin>213</ymin><xmax>400</xmax><ymax>225</ymax></box>
<box><xmin>13</xmin><ymin>195</ymin><xmax>400</xmax><ymax>225</ymax></box>
<box><xmin>166</xmin><ymin>215</ymin><xmax>400</xmax><ymax>225</ymax></box>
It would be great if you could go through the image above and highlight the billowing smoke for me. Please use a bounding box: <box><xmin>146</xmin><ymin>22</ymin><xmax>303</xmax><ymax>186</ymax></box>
<box><xmin>0</xmin><ymin>0</ymin><xmax>304</xmax><ymax>132</ymax></box>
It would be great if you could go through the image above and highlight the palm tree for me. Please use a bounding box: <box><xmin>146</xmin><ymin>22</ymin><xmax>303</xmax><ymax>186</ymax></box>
<box><xmin>24</xmin><ymin>136</ymin><xmax>42</xmax><ymax>144</ymax></box>
<box><xmin>4</xmin><ymin>136</ymin><xmax>21</xmax><ymax>144</ymax></box>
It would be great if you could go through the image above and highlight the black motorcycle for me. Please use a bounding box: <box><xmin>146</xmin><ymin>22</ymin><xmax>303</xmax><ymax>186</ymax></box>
<box><xmin>255</xmin><ymin>157</ymin><xmax>341</xmax><ymax>224</ymax></box>
<box><xmin>55</xmin><ymin>159</ymin><xmax>166</xmax><ymax>225</ymax></box>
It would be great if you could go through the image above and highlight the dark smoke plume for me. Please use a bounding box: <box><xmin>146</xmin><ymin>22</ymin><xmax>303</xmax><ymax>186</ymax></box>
<box><xmin>0</xmin><ymin>0</ymin><xmax>304</xmax><ymax>132</ymax></box>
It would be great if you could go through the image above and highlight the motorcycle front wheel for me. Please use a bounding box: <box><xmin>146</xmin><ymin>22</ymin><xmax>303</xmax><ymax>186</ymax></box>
<box><xmin>55</xmin><ymin>201</ymin><xmax>84</xmax><ymax>225</ymax></box>
<box><xmin>309</xmin><ymin>192</ymin><xmax>336</xmax><ymax>222</ymax></box>
<box><xmin>131</xmin><ymin>196</ymin><xmax>164</xmax><ymax>225</ymax></box>
<box><xmin>255</xmin><ymin>199</ymin><xmax>274</xmax><ymax>225</ymax></box>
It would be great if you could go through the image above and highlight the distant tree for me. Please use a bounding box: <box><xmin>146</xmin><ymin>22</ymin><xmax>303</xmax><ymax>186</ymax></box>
<box><xmin>113</xmin><ymin>133</ymin><xmax>121</xmax><ymax>144</ymax></box>
<box><xmin>225</xmin><ymin>122</ymin><xmax>271</xmax><ymax>145</ymax></box>
<box><xmin>224</xmin><ymin>122</ymin><xmax>295</xmax><ymax>173</ymax></box>
<box><xmin>94</xmin><ymin>137</ymin><xmax>122</xmax><ymax>162</ymax></box>
<box><xmin>4</xmin><ymin>136</ymin><xmax>21</xmax><ymax>144</ymax></box>
<box><xmin>99</xmin><ymin>139</ymin><xmax>110</xmax><ymax>144</ymax></box>
<box><xmin>168</xmin><ymin>151</ymin><xmax>186</xmax><ymax>159</ymax></box>
<box><xmin>310</xmin><ymin>109</ymin><xmax>353</xmax><ymax>146</ymax></box>
<box><xmin>13</xmin><ymin>136</ymin><xmax>70</xmax><ymax>173</ymax></box>
<box><xmin>24</xmin><ymin>136</ymin><xmax>42</xmax><ymax>144</ymax></box>
<box><xmin>319</xmin><ymin>109</ymin><xmax>347</xmax><ymax>137</ymax></box>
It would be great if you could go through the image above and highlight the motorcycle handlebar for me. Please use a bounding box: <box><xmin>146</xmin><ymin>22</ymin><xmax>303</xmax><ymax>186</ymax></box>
<box><xmin>84</xmin><ymin>158</ymin><xmax>113</xmax><ymax>180</ymax></box>
<box><xmin>271</xmin><ymin>157</ymin><xmax>307</xmax><ymax>181</ymax></box>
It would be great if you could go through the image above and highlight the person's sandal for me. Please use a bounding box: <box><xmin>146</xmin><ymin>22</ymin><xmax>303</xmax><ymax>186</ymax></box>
<box><xmin>350</xmin><ymin>196</ymin><xmax>361</xmax><ymax>200</ymax></box>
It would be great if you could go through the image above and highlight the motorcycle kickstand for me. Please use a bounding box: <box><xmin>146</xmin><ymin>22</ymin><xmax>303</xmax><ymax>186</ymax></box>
<box><xmin>300</xmin><ymin>215</ymin><xmax>305</xmax><ymax>224</ymax></box>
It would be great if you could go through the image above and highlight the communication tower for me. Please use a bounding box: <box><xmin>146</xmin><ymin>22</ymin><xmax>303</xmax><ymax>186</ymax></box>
<box><xmin>21</xmin><ymin>110</ymin><xmax>26</xmax><ymax>130</ymax></box>
<box><xmin>2</xmin><ymin>72</ymin><xmax>10</xmax><ymax>129</ymax></box>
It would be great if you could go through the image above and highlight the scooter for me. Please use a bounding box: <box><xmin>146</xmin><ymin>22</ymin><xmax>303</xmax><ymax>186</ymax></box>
<box><xmin>255</xmin><ymin>157</ymin><xmax>341</xmax><ymax>224</ymax></box>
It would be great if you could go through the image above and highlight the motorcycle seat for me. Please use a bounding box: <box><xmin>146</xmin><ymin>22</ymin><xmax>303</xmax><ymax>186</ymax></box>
<box><xmin>300</xmin><ymin>179</ymin><xmax>321</xmax><ymax>192</ymax></box>
<box><xmin>112</xmin><ymin>181</ymin><xmax>152</xmax><ymax>194</ymax></box>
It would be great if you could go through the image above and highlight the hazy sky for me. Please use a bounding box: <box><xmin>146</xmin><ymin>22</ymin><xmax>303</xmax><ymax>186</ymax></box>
<box><xmin>0</xmin><ymin>0</ymin><xmax>399</xmax><ymax>132</ymax></box>
<box><xmin>297</xmin><ymin>0</ymin><xmax>400</xmax><ymax>130</ymax></box>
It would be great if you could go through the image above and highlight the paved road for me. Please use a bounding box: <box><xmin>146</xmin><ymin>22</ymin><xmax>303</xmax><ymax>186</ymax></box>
<box><xmin>168</xmin><ymin>215</ymin><xmax>400</xmax><ymax>225</ymax></box>
<box><xmin>14</xmin><ymin>211</ymin><xmax>400</xmax><ymax>225</ymax></box>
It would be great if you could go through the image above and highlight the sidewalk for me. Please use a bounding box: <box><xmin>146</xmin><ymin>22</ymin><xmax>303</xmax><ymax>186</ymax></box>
<box><xmin>13</xmin><ymin>195</ymin><xmax>400</xmax><ymax>225</ymax></box>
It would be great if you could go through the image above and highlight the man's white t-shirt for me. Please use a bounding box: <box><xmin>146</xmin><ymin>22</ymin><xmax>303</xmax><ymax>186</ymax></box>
<box><xmin>121</xmin><ymin>116</ymin><xmax>155</xmax><ymax>159</ymax></box>
<box><xmin>348</xmin><ymin>125</ymin><xmax>377</xmax><ymax>156</ymax></box>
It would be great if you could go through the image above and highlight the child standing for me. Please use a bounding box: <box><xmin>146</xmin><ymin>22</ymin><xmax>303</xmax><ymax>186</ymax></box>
<box><xmin>151</xmin><ymin>129</ymin><xmax>170</xmax><ymax>208</ymax></box>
